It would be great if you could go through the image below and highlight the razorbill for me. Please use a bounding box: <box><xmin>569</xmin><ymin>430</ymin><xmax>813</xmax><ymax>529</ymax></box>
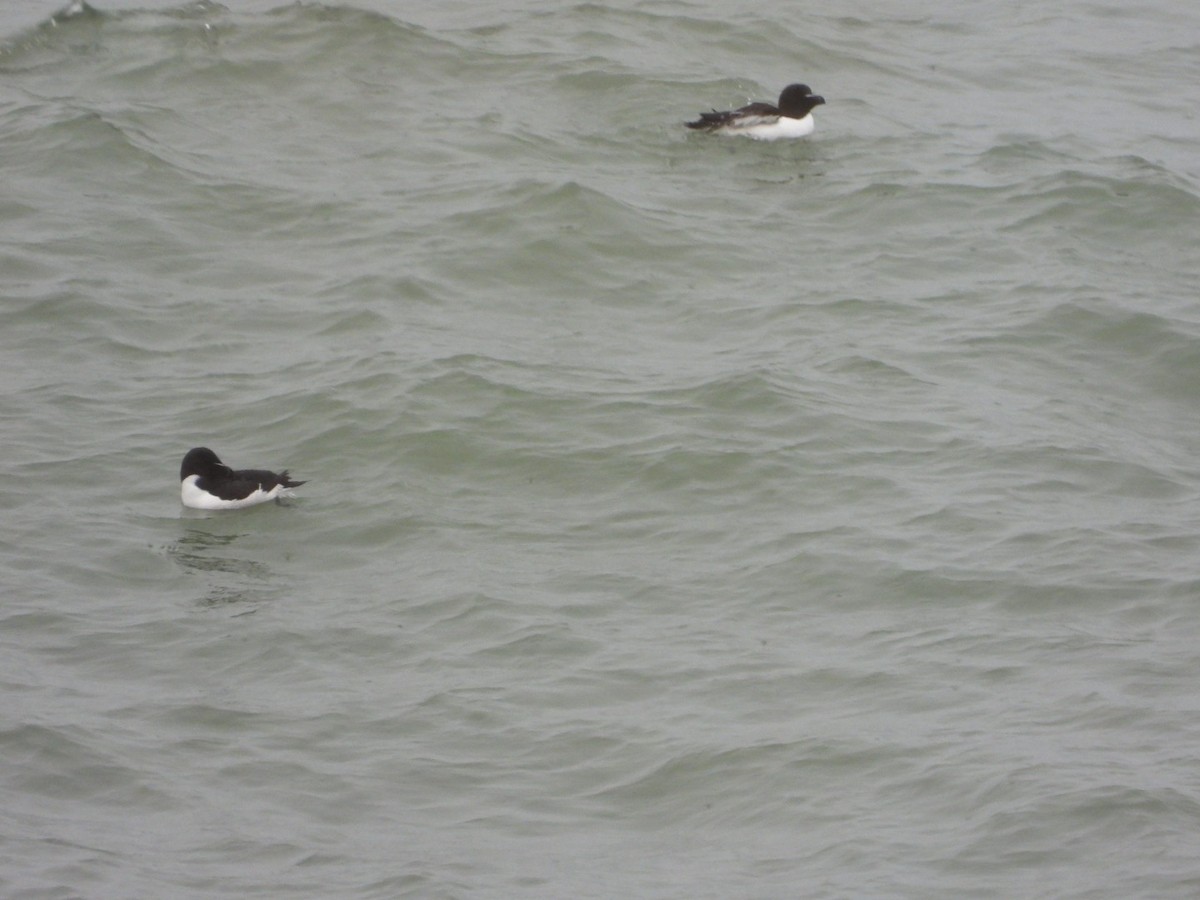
<box><xmin>180</xmin><ymin>447</ymin><xmax>306</xmax><ymax>510</ymax></box>
<box><xmin>686</xmin><ymin>83</ymin><xmax>825</xmax><ymax>140</ymax></box>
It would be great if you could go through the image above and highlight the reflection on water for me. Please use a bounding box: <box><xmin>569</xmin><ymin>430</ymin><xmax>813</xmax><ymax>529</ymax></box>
<box><xmin>167</xmin><ymin>526</ymin><xmax>278</xmax><ymax>610</ymax></box>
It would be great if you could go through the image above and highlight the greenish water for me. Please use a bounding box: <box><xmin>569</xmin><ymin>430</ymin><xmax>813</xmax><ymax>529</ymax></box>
<box><xmin>2</xmin><ymin>1</ymin><xmax>1200</xmax><ymax>897</ymax></box>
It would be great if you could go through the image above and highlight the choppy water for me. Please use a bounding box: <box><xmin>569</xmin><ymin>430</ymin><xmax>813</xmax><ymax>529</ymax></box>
<box><xmin>3</xmin><ymin>0</ymin><xmax>1200</xmax><ymax>896</ymax></box>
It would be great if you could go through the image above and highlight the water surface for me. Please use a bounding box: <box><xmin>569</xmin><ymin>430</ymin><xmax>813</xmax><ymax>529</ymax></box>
<box><xmin>2</xmin><ymin>1</ymin><xmax>1200</xmax><ymax>896</ymax></box>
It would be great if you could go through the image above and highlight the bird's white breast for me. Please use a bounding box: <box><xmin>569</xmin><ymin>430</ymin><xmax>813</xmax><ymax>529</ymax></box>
<box><xmin>181</xmin><ymin>474</ymin><xmax>286</xmax><ymax>510</ymax></box>
<box><xmin>725</xmin><ymin>113</ymin><xmax>815</xmax><ymax>141</ymax></box>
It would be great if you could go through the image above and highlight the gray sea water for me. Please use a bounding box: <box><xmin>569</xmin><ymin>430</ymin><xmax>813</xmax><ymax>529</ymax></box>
<box><xmin>3</xmin><ymin>0</ymin><xmax>1200</xmax><ymax>896</ymax></box>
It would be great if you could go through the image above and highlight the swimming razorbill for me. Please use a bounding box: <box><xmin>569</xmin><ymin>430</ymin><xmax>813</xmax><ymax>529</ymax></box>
<box><xmin>686</xmin><ymin>83</ymin><xmax>825</xmax><ymax>140</ymax></box>
<box><xmin>180</xmin><ymin>447</ymin><xmax>306</xmax><ymax>510</ymax></box>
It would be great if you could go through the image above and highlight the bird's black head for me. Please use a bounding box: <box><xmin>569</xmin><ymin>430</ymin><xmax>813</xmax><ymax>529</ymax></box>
<box><xmin>778</xmin><ymin>83</ymin><xmax>825</xmax><ymax>117</ymax></box>
<box><xmin>181</xmin><ymin>447</ymin><xmax>230</xmax><ymax>480</ymax></box>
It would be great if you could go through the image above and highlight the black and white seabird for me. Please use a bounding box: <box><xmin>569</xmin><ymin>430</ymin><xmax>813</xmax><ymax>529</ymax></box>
<box><xmin>686</xmin><ymin>83</ymin><xmax>825</xmax><ymax>140</ymax></box>
<box><xmin>180</xmin><ymin>447</ymin><xmax>306</xmax><ymax>510</ymax></box>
